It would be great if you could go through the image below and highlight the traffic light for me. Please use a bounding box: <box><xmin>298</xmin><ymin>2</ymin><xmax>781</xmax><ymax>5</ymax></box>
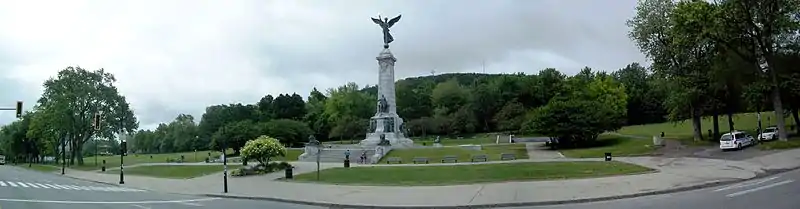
<box><xmin>15</xmin><ymin>101</ymin><xmax>22</xmax><ymax>118</ymax></box>
<box><xmin>93</xmin><ymin>113</ymin><xmax>101</xmax><ymax>130</ymax></box>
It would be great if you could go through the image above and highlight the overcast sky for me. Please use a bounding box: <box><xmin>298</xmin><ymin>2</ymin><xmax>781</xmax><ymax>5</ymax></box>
<box><xmin>0</xmin><ymin>0</ymin><xmax>647</xmax><ymax>130</ymax></box>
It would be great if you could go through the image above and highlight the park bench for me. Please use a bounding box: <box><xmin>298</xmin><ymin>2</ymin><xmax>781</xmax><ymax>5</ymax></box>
<box><xmin>471</xmin><ymin>154</ymin><xmax>488</xmax><ymax>162</ymax></box>
<box><xmin>441</xmin><ymin>155</ymin><xmax>458</xmax><ymax>163</ymax></box>
<box><xmin>500</xmin><ymin>153</ymin><xmax>516</xmax><ymax>160</ymax></box>
<box><xmin>386</xmin><ymin>157</ymin><xmax>402</xmax><ymax>164</ymax></box>
<box><xmin>412</xmin><ymin>157</ymin><xmax>429</xmax><ymax>164</ymax></box>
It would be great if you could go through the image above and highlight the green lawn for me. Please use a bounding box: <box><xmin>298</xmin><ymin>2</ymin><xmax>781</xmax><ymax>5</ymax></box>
<box><xmin>759</xmin><ymin>137</ymin><xmax>800</xmax><ymax>150</ymax></box>
<box><xmin>412</xmin><ymin>132</ymin><xmax>541</xmax><ymax>146</ymax></box>
<box><xmin>274</xmin><ymin>149</ymin><xmax>303</xmax><ymax>161</ymax></box>
<box><xmin>105</xmin><ymin>164</ymin><xmax>243</xmax><ymax>179</ymax></box>
<box><xmin>75</xmin><ymin>150</ymin><xmax>226</xmax><ymax>171</ymax></box>
<box><xmin>291</xmin><ymin>161</ymin><xmax>653</xmax><ymax>186</ymax></box>
<box><xmin>617</xmin><ymin>112</ymin><xmax>797</xmax><ymax>141</ymax></box>
<box><xmin>16</xmin><ymin>164</ymin><xmax>61</xmax><ymax>173</ymax></box>
<box><xmin>377</xmin><ymin>144</ymin><xmax>528</xmax><ymax>164</ymax></box>
<box><xmin>559</xmin><ymin>135</ymin><xmax>656</xmax><ymax>158</ymax></box>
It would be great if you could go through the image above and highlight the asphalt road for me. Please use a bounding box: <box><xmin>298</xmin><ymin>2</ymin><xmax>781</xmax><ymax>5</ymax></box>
<box><xmin>0</xmin><ymin>165</ymin><xmax>325</xmax><ymax>209</ymax></box>
<box><xmin>504</xmin><ymin>168</ymin><xmax>800</xmax><ymax>209</ymax></box>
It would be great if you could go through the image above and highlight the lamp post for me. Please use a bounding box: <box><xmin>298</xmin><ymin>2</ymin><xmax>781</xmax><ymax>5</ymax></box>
<box><xmin>119</xmin><ymin>133</ymin><xmax>125</xmax><ymax>184</ymax></box>
<box><xmin>222</xmin><ymin>137</ymin><xmax>228</xmax><ymax>193</ymax></box>
<box><xmin>61</xmin><ymin>135</ymin><xmax>66</xmax><ymax>175</ymax></box>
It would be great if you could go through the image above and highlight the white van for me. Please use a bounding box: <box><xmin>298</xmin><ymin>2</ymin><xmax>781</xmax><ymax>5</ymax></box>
<box><xmin>0</xmin><ymin>155</ymin><xmax>6</xmax><ymax>165</ymax></box>
<box><xmin>719</xmin><ymin>131</ymin><xmax>755</xmax><ymax>150</ymax></box>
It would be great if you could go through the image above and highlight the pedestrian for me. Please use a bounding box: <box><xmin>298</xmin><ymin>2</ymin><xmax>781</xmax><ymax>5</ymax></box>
<box><xmin>344</xmin><ymin>149</ymin><xmax>351</xmax><ymax>161</ymax></box>
<box><xmin>360</xmin><ymin>151</ymin><xmax>367</xmax><ymax>164</ymax></box>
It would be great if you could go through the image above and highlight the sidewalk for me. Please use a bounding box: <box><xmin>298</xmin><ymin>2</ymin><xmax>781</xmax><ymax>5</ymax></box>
<box><xmin>60</xmin><ymin>149</ymin><xmax>800</xmax><ymax>208</ymax></box>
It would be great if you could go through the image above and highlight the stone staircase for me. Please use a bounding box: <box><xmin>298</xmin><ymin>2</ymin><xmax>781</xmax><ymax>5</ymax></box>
<box><xmin>299</xmin><ymin>147</ymin><xmax>377</xmax><ymax>163</ymax></box>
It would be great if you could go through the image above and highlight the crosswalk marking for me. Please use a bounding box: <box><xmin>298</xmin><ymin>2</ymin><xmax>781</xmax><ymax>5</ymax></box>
<box><xmin>0</xmin><ymin>180</ymin><xmax>145</xmax><ymax>192</ymax></box>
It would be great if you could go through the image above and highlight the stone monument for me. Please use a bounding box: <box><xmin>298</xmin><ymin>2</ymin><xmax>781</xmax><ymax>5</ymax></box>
<box><xmin>360</xmin><ymin>14</ymin><xmax>414</xmax><ymax>148</ymax></box>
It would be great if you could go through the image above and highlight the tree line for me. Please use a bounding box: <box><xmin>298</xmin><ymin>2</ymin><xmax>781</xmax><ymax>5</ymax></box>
<box><xmin>2</xmin><ymin>0</ymin><xmax>799</xmax><ymax>162</ymax></box>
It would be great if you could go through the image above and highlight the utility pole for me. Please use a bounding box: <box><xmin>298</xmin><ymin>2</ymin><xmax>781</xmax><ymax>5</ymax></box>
<box><xmin>119</xmin><ymin>115</ymin><xmax>125</xmax><ymax>185</ymax></box>
<box><xmin>61</xmin><ymin>134</ymin><xmax>66</xmax><ymax>175</ymax></box>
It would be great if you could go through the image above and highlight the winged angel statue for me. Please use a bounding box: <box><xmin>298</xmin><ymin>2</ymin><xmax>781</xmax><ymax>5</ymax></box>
<box><xmin>372</xmin><ymin>15</ymin><xmax>402</xmax><ymax>48</ymax></box>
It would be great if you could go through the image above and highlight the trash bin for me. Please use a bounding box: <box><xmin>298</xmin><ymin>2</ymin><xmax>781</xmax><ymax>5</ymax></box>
<box><xmin>285</xmin><ymin>167</ymin><xmax>293</xmax><ymax>179</ymax></box>
<box><xmin>101</xmin><ymin>160</ymin><xmax>106</xmax><ymax>172</ymax></box>
<box><xmin>344</xmin><ymin>159</ymin><xmax>350</xmax><ymax>168</ymax></box>
<box><xmin>604</xmin><ymin>152</ymin><xmax>612</xmax><ymax>161</ymax></box>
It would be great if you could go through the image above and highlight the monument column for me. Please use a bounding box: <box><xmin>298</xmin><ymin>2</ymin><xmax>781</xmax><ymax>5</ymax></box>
<box><xmin>377</xmin><ymin>49</ymin><xmax>398</xmax><ymax>117</ymax></box>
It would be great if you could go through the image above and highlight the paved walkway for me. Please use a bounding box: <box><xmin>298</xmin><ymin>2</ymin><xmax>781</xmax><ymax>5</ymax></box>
<box><xmin>525</xmin><ymin>142</ymin><xmax>565</xmax><ymax>159</ymax></box>
<box><xmin>58</xmin><ymin>148</ymin><xmax>800</xmax><ymax>207</ymax></box>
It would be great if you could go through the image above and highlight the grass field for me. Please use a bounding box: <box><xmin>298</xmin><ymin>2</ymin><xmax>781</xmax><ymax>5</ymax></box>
<box><xmin>16</xmin><ymin>164</ymin><xmax>60</xmax><ymax>173</ymax></box>
<box><xmin>275</xmin><ymin>149</ymin><xmax>303</xmax><ymax>161</ymax></box>
<box><xmin>377</xmin><ymin>144</ymin><xmax>528</xmax><ymax>164</ymax></box>
<box><xmin>759</xmin><ymin>137</ymin><xmax>800</xmax><ymax>150</ymax></box>
<box><xmin>106</xmin><ymin>164</ymin><xmax>243</xmax><ymax>179</ymax></box>
<box><xmin>74</xmin><ymin>150</ymin><xmax>226</xmax><ymax>171</ymax></box>
<box><xmin>291</xmin><ymin>161</ymin><xmax>653</xmax><ymax>186</ymax></box>
<box><xmin>617</xmin><ymin>112</ymin><xmax>797</xmax><ymax>140</ymax></box>
<box><xmin>559</xmin><ymin>135</ymin><xmax>656</xmax><ymax>158</ymax></box>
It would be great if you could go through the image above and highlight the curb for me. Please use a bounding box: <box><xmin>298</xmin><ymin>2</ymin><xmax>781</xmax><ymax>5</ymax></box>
<box><xmin>201</xmin><ymin>167</ymin><xmax>800</xmax><ymax>209</ymax></box>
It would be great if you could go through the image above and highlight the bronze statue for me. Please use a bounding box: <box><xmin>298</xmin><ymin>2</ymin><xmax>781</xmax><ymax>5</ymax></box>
<box><xmin>378</xmin><ymin>95</ymin><xmax>389</xmax><ymax>113</ymax></box>
<box><xmin>371</xmin><ymin>15</ymin><xmax>402</xmax><ymax>48</ymax></box>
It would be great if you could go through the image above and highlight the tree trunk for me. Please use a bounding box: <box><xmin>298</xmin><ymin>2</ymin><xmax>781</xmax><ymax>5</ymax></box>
<box><xmin>792</xmin><ymin>109</ymin><xmax>799</xmax><ymax>134</ymax></box>
<box><xmin>712</xmin><ymin>111</ymin><xmax>720</xmax><ymax>140</ymax></box>
<box><xmin>727</xmin><ymin>111</ymin><xmax>735</xmax><ymax>133</ymax></box>
<box><xmin>691</xmin><ymin>105</ymin><xmax>703</xmax><ymax>141</ymax></box>
<box><xmin>770</xmin><ymin>87</ymin><xmax>789</xmax><ymax>141</ymax></box>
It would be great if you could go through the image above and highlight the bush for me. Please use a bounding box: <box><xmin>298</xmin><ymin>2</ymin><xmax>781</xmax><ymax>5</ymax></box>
<box><xmin>230</xmin><ymin>161</ymin><xmax>294</xmax><ymax>177</ymax></box>
<box><xmin>241</xmin><ymin>135</ymin><xmax>286</xmax><ymax>165</ymax></box>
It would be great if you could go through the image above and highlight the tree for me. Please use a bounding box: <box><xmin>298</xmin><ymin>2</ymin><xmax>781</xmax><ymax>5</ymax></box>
<box><xmin>260</xmin><ymin>119</ymin><xmax>312</xmax><ymax>147</ymax></box>
<box><xmin>272</xmin><ymin>93</ymin><xmax>306</xmax><ymax>120</ymax></box>
<box><xmin>323</xmin><ymin>82</ymin><xmax>374</xmax><ymax>138</ymax></box>
<box><xmin>523</xmin><ymin>75</ymin><xmax>628</xmax><ymax>147</ymax></box>
<box><xmin>240</xmin><ymin>135</ymin><xmax>286</xmax><ymax>165</ymax></box>
<box><xmin>493</xmin><ymin>100</ymin><xmax>526</xmax><ymax>132</ymax></box>
<box><xmin>34</xmin><ymin>67</ymin><xmax>137</xmax><ymax>165</ymax></box>
<box><xmin>705</xmin><ymin>0</ymin><xmax>800</xmax><ymax>141</ymax></box>
<box><xmin>210</xmin><ymin>120</ymin><xmax>258</xmax><ymax>154</ymax></box>
<box><xmin>304</xmin><ymin>88</ymin><xmax>331</xmax><ymax>140</ymax></box>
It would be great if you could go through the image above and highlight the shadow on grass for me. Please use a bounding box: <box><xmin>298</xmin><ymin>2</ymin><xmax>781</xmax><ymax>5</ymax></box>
<box><xmin>542</xmin><ymin>137</ymin><xmax>626</xmax><ymax>151</ymax></box>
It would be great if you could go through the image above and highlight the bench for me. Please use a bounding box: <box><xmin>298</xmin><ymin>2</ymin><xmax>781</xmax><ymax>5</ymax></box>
<box><xmin>412</xmin><ymin>157</ymin><xmax>429</xmax><ymax>164</ymax></box>
<box><xmin>441</xmin><ymin>155</ymin><xmax>458</xmax><ymax>163</ymax></box>
<box><xmin>500</xmin><ymin>153</ymin><xmax>516</xmax><ymax>160</ymax></box>
<box><xmin>386</xmin><ymin>157</ymin><xmax>402</xmax><ymax>164</ymax></box>
<box><xmin>471</xmin><ymin>154</ymin><xmax>488</xmax><ymax>162</ymax></box>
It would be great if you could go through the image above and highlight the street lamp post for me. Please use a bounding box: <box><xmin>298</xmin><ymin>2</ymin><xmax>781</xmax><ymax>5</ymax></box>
<box><xmin>222</xmin><ymin>137</ymin><xmax>228</xmax><ymax>193</ymax></box>
<box><xmin>61</xmin><ymin>135</ymin><xmax>66</xmax><ymax>175</ymax></box>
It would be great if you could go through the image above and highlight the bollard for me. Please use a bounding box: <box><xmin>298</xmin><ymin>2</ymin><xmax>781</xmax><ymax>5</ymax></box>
<box><xmin>101</xmin><ymin>160</ymin><xmax>106</xmax><ymax>172</ymax></box>
<box><xmin>285</xmin><ymin>167</ymin><xmax>293</xmax><ymax>179</ymax></box>
<box><xmin>604</xmin><ymin>152</ymin><xmax>612</xmax><ymax>161</ymax></box>
<box><xmin>344</xmin><ymin>159</ymin><xmax>350</xmax><ymax>168</ymax></box>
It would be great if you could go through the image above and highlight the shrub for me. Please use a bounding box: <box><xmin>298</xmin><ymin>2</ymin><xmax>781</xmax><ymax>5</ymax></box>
<box><xmin>241</xmin><ymin>135</ymin><xmax>287</xmax><ymax>165</ymax></box>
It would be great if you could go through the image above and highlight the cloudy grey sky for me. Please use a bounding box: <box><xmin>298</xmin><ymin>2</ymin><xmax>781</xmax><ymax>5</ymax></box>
<box><xmin>0</xmin><ymin>0</ymin><xmax>647</xmax><ymax>130</ymax></box>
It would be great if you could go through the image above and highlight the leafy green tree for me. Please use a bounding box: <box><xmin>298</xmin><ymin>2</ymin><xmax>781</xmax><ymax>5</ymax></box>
<box><xmin>240</xmin><ymin>135</ymin><xmax>286</xmax><ymax>165</ymax></box>
<box><xmin>260</xmin><ymin>119</ymin><xmax>312</xmax><ymax>147</ymax></box>
<box><xmin>34</xmin><ymin>67</ymin><xmax>137</xmax><ymax>165</ymax></box>
<box><xmin>272</xmin><ymin>93</ymin><xmax>306</xmax><ymax>120</ymax></box>
<box><xmin>210</xmin><ymin>120</ymin><xmax>258</xmax><ymax>154</ymax></box>
<box><xmin>493</xmin><ymin>100</ymin><xmax>526</xmax><ymax>132</ymax></box>
<box><xmin>304</xmin><ymin>88</ymin><xmax>330</xmax><ymax>140</ymax></box>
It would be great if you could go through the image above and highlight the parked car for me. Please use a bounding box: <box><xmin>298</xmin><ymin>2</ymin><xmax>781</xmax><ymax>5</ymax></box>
<box><xmin>719</xmin><ymin>131</ymin><xmax>755</xmax><ymax>151</ymax></box>
<box><xmin>0</xmin><ymin>155</ymin><xmax>5</xmax><ymax>165</ymax></box>
<box><xmin>758</xmin><ymin>127</ymin><xmax>779</xmax><ymax>141</ymax></box>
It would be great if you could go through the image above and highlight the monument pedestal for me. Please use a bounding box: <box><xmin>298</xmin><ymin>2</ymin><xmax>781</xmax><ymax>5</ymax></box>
<box><xmin>358</xmin><ymin>48</ymin><xmax>414</xmax><ymax>148</ymax></box>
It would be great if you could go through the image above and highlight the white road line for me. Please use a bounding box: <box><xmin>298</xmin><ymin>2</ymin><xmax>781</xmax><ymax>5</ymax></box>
<box><xmin>7</xmin><ymin>182</ymin><xmax>17</xmax><ymax>187</ymax></box>
<box><xmin>47</xmin><ymin>184</ymin><xmax>66</xmax><ymax>189</ymax></box>
<box><xmin>0</xmin><ymin>181</ymin><xmax>6</xmax><ymax>186</ymax></box>
<box><xmin>180</xmin><ymin>202</ymin><xmax>204</xmax><ymax>206</ymax></box>
<box><xmin>132</xmin><ymin>204</ymin><xmax>152</xmax><ymax>209</ymax></box>
<box><xmin>0</xmin><ymin>197</ymin><xmax>220</xmax><ymax>204</ymax></box>
<box><xmin>714</xmin><ymin>176</ymin><xmax>780</xmax><ymax>192</ymax></box>
<box><xmin>26</xmin><ymin>183</ymin><xmax>39</xmax><ymax>188</ymax></box>
<box><xmin>726</xmin><ymin>180</ymin><xmax>795</xmax><ymax>197</ymax></box>
<box><xmin>34</xmin><ymin>183</ymin><xmax>50</xmax><ymax>189</ymax></box>
<box><xmin>15</xmin><ymin>182</ymin><xmax>28</xmax><ymax>188</ymax></box>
